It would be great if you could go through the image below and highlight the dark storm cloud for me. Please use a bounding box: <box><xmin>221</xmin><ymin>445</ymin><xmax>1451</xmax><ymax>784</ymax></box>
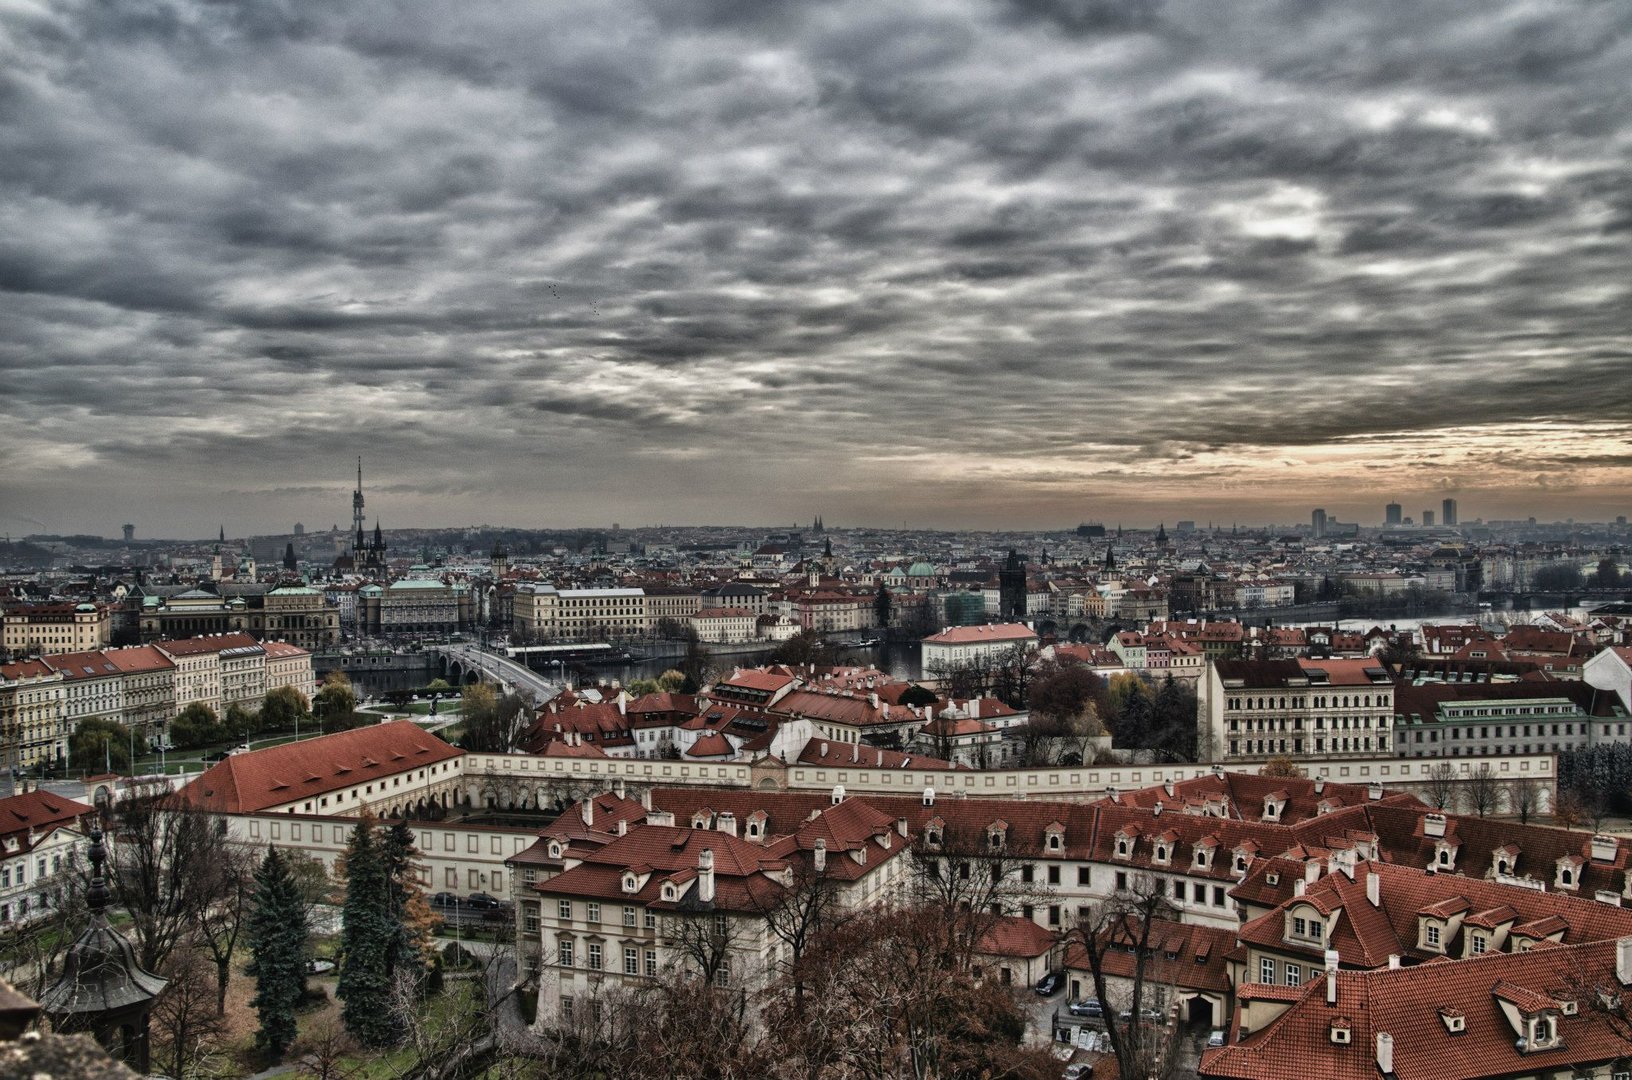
<box><xmin>1</xmin><ymin>0</ymin><xmax>1630</xmax><ymax>534</ymax></box>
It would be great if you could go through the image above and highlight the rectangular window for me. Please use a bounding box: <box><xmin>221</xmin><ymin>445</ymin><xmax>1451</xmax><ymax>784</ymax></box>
<box><xmin>587</xmin><ymin>903</ymin><xmax>601</xmax><ymax>923</ymax></box>
<box><xmin>559</xmin><ymin>940</ymin><xmax>574</xmax><ymax>967</ymax></box>
<box><xmin>558</xmin><ymin>899</ymin><xmax>573</xmax><ymax>920</ymax></box>
<box><xmin>717</xmin><ymin>957</ymin><xmax>731</xmax><ymax>986</ymax></box>
<box><xmin>587</xmin><ymin>943</ymin><xmax>602</xmax><ymax>971</ymax></box>
<box><xmin>645</xmin><ymin>949</ymin><xmax>658</xmax><ymax>977</ymax></box>
<box><xmin>1426</xmin><ymin>924</ymin><xmax>1441</xmax><ymax>946</ymax></box>
<box><xmin>623</xmin><ymin>906</ymin><xmax>637</xmax><ymax>927</ymax></box>
<box><xmin>1048</xmin><ymin>865</ymin><xmax>1060</xmax><ymax>885</ymax></box>
<box><xmin>1471</xmin><ymin>934</ymin><xmax>1486</xmax><ymax>955</ymax></box>
<box><xmin>1078</xmin><ymin>867</ymin><xmax>1091</xmax><ymax>886</ymax></box>
<box><xmin>624</xmin><ymin>946</ymin><xmax>639</xmax><ymax>975</ymax></box>
<box><xmin>1286</xmin><ymin>965</ymin><xmax>1301</xmax><ymax>987</ymax></box>
<box><xmin>644</xmin><ymin>911</ymin><xmax>657</xmax><ymax>931</ymax></box>
<box><xmin>1260</xmin><ymin>957</ymin><xmax>1276</xmax><ymax>983</ymax></box>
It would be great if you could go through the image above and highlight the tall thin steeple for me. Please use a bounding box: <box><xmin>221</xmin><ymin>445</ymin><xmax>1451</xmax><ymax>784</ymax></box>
<box><xmin>352</xmin><ymin>456</ymin><xmax>367</xmax><ymax>556</ymax></box>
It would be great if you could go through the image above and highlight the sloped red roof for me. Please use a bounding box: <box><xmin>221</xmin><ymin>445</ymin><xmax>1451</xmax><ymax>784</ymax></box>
<box><xmin>177</xmin><ymin>721</ymin><xmax>461</xmax><ymax>813</ymax></box>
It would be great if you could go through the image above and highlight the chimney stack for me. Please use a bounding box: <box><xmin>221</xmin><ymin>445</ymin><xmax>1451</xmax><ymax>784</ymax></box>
<box><xmin>897</xmin><ymin>817</ymin><xmax>909</xmax><ymax>838</ymax></box>
<box><xmin>698</xmin><ymin>849</ymin><xmax>715</xmax><ymax>904</ymax></box>
<box><xmin>832</xmin><ymin>785</ymin><xmax>845</xmax><ymax>805</ymax></box>
<box><xmin>717</xmin><ymin>811</ymin><xmax>737</xmax><ymax>838</ymax></box>
<box><xmin>613</xmin><ymin>776</ymin><xmax>626</xmax><ymax>799</ymax></box>
<box><xmin>813</xmin><ymin>838</ymin><xmax>827</xmax><ymax>873</ymax></box>
<box><xmin>1305</xmin><ymin>859</ymin><xmax>1321</xmax><ymax>884</ymax></box>
<box><xmin>1376</xmin><ymin>1032</ymin><xmax>1393</xmax><ymax>1075</ymax></box>
<box><xmin>1325</xmin><ymin>949</ymin><xmax>1340</xmax><ymax>1005</ymax></box>
<box><xmin>581</xmin><ymin>798</ymin><xmax>594</xmax><ymax>827</ymax></box>
<box><xmin>1387</xmin><ymin>954</ymin><xmax>1400</xmax><ymax>969</ymax></box>
<box><xmin>1423</xmin><ymin>813</ymin><xmax>1447</xmax><ymax>838</ymax></box>
<box><xmin>923</xmin><ymin>786</ymin><xmax>935</xmax><ymax>807</ymax></box>
<box><xmin>1618</xmin><ymin>936</ymin><xmax>1632</xmax><ymax>986</ymax></box>
<box><xmin>1366</xmin><ymin>868</ymin><xmax>1380</xmax><ymax>907</ymax></box>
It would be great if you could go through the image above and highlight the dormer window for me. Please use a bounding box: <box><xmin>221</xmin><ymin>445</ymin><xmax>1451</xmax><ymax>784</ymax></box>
<box><xmin>623</xmin><ymin>873</ymin><xmax>638</xmax><ymax>893</ymax></box>
<box><xmin>692</xmin><ymin>812</ymin><xmax>710</xmax><ymax>830</ymax></box>
<box><xmin>1528</xmin><ymin>1015</ymin><xmax>1559</xmax><ymax>1049</ymax></box>
<box><xmin>1115</xmin><ymin>837</ymin><xmax>1132</xmax><ymax>859</ymax></box>
<box><xmin>747</xmin><ymin>820</ymin><xmax>761</xmax><ymax>839</ymax></box>
<box><xmin>1440</xmin><ymin>1008</ymin><xmax>1465</xmax><ymax>1034</ymax></box>
<box><xmin>1048</xmin><ymin>833</ymin><xmax>1062</xmax><ymax>852</ymax></box>
<box><xmin>1194</xmin><ymin>849</ymin><xmax>1212</xmax><ymax>871</ymax></box>
<box><xmin>927</xmin><ymin>827</ymin><xmax>942</xmax><ymax>847</ymax></box>
<box><xmin>1234</xmin><ymin>854</ymin><xmax>1247</xmax><ymax>873</ymax></box>
<box><xmin>1496</xmin><ymin>855</ymin><xmax>1513</xmax><ymax>876</ymax></box>
<box><xmin>662</xmin><ymin>882</ymin><xmax>677</xmax><ymax>901</ymax></box>
<box><xmin>548</xmin><ymin>841</ymin><xmax>562</xmax><ymax>859</ymax></box>
<box><xmin>1154</xmin><ymin>843</ymin><xmax>1170</xmax><ymax>865</ymax></box>
<box><xmin>1424</xmin><ymin>921</ymin><xmax>1442</xmax><ymax>949</ymax></box>
<box><xmin>1329</xmin><ymin>1020</ymin><xmax>1350</xmax><ymax>1045</ymax></box>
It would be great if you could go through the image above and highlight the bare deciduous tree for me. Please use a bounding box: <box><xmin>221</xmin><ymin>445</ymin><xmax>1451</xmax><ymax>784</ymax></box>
<box><xmin>907</xmin><ymin>821</ymin><xmax>1055</xmax><ymax>970</ymax></box>
<box><xmin>1422</xmin><ymin>761</ymin><xmax>1458</xmax><ymax>811</ymax></box>
<box><xmin>1508</xmin><ymin>778</ymin><xmax>1540</xmax><ymax>824</ymax></box>
<box><xmin>152</xmin><ymin>944</ymin><xmax>227</xmax><ymax>1080</ymax></box>
<box><xmin>1064</xmin><ymin>872</ymin><xmax>1184</xmax><ymax>1080</ymax></box>
<box><xmin>1466</xmin><ymin>762</ymin><xmax>1503</xmax><ymax>818</ymax></box>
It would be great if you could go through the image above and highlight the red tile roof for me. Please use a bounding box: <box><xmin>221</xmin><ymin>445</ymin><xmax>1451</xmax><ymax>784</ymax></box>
<box><xmin>1202</xmin><ymin>938</ymin><xmax>1632</xmax><ymax>1080</ymax></box>
<box><xmin>178</xmin><ymin>721</ymin><xmax>461</xmax><ymax>813</ymax></box>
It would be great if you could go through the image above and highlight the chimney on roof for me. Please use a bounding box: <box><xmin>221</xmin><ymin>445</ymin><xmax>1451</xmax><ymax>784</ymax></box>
<box><xmin>1106</xmin><ymin>786</ymin><xmax>1120</xmax><ymax>804</ymax></box>
<box><xmin>1376</xmin><ymin>1031</ymin><xmax>1394</xmax><ymax>1076</ymax></box>
<box><xmin>1313</xmin><ymin>777</ymin><xmax>1325</xmax><ymax>794</ymax></box>
<box><xmin>1619</xmin><ymin>937</ymin><xmax>1632</xmax><ymax>987</ymax></box>
<box><xmin>1294</xmin><ymin>880</ymin><xmax>1307</xmax><ymax>897</ymax></box>
<box><xmin>923</xmin><ymin>786</ymin><xmax>935</xmax><ymax>807</ymax></box>
<box><xmin>1164</xmin><ymin>780</ymin><xmax>1175</xmax><ymax>798</ymax></box>
<box><xmin>616</xmin><ymin>819</ymin><xmax>628</xmax><ymax>836</ymax></box>
<box><xmin>869</xmin><ymin>692</ymin><xmax>879</xmax><ymax>709</ymax></box>
<box><xmin>1153</xmin><ymin>801</ymin><xmax>1163</xmax><ymax>817</ymax></box>
<box><xmin>1306</xmin><ymin>859</ymin><xmax>1321</xmax><ymax>884</ymax></box>
<box><xmin>717</xmin><ymin>811</ymin><xmax>737</xmax><ymax>838</ymax></box>
<box><xmin>1368</xmin><ymin>782</ymin><xmax>1384</xmax><ymax>801</ymax></box>
<box><xmin>613</xmin><ymin>776</ymin><xmax>626</xmax><ymax>799</ymax></box>
<box><xmin>819</xmin><ymin>741</ymin><xmax>829</xmax><ymax>757</ymax></box>
<box><xmin>1424</xmin><ymin>813</ymin><xmax>1447</xmax><ymax>838</ymax></box>
<box><xmin>639</xmin><ymin>785</ymin><xmax>653</xmax><ymax>812</ymax></box>
<box><xmin>617</xmin><ymin>691</ymin><xmax>627</xmax><ymax>717</ymax></box>
<box><xmin>1325</xmin><ymin>949</ymin><xmax>1340</xmax><ymax>1005</ymax></box>
<box><xmin>1387</xmin><ymin>954</ymin><xmax>1400</xmax><ymax>969</ymax></box>
<box><xmin>1366</xmin><ymin>868</ymin><xmax>1380</xmax><ymax>907</ymax></box>
<box><xmin>581</xmin><ymin>798</ymin><xmax>594</xmax><ymax>827</ymax></box>
<box><xmin>832</xmin><ymin>785</ymin><xmax>845</xmax><ymax>805</ymax></box>
<box><xmin>897</xmin><ymin>817</ymin><xmax>909</xmax><ymax>838</ymax></box>
<box><xmin>813</xmin><ymin>838</ymin><xmax>827</xmax><ymax>873</ymax></box>
<box><xmin>1212</xmin><ymin>764</ymin><xmax>1224</xmax><ymax>778</ymax></box>
<box><xmin>698</xmin><ymin>849</ymin><xmax>715</xmax><ymax>904</ymax></box>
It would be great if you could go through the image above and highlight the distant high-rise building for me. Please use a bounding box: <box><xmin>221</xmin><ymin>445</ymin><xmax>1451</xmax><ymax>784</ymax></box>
<box><xmin>999</xmin><ymin>549</ymin><xmax>1027</xmax><ymax>621</ymax></box>
<box><xmin>1311</xmin><ymin>509</ymin><xmax>1327</xmax><ymax>538</ymax></box>
<box><xmin>1619</xmin><ymin>516</ymin><xmax>1628</xmax><ymax>527</ymax></box>
<box><xmin>1175</xmin><ymin>520</ymin><xmax>1196</xmax><ymax>533</ymax></box>
<box><xmin>1422</xmin><ymin>510</ymin><xmax>1435</xmax><ymax>527</ymax></box>
<box><xmin>1385</xmin><ymin>502</ymin><xmax>1403</xmax><ymax>526</ymax></box>
<box><xmin>1442</xmin><ymin>498</ymin><xmax>1458</xmax><ymax>526</ymax></box>
<box><xmin>293</xmin><ymin>522</ymin><xmax>305</xmax><ymax>536</ymax></box>
<box><xmin>121</xmin><ymin>524</ymin><xmax>135</xmax><ymax>543</ymax></box>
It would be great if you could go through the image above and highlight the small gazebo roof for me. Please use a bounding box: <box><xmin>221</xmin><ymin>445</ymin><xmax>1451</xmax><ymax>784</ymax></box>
<box><xmin>38</xmin><ymin>830</ymin><xmax>166</xmax><ymax>1020</ymax></box>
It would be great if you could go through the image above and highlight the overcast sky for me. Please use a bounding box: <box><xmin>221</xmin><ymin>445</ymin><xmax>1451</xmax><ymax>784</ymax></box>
<box><xmin>2</xmin><ymin>0</ymin><xmax>1630</xmax><ymax>539</ymax></box>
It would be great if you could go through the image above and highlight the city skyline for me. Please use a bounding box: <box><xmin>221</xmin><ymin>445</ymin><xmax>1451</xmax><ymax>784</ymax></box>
<box><xmin>3</xmin><ymin>0</ymin><xmax>1630</xmax><ymax>536</ymax></box>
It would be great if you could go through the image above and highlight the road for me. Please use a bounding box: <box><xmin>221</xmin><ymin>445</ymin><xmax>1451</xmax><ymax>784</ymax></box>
<box><xmin>436</xmin><ymin>644</ymin><xmax>561</xmax><ymax>703</ymax></box>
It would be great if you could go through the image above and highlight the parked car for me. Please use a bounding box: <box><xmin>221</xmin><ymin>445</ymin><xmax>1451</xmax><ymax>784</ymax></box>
<box><xmin>429</xmin><ymin>892</ymin><xmax>461</xmax><ymax>909</ymax></box>
<box><xmin>465</xmin><ymin>892</ymin><xmax>503</xmax><ymax>910</ymax></box>
<box><xmin>202</xmin><ymin>751</ymin><xmax>230</xmax><ymax>764</ymax></box>
<box><xmin>227</xmin><ymin>743</ymin><xmax>252</xmax><ymax>755</ymax></box>
<box><xmin>1063</xmin><ymin>1064</ymin><xmax>1094</xmax><ymax>1080</ymax></box>
<box><xmin>1036</xmin><ymin>971</ymin><xmax>1064</xmax><ymax>996</ymax></box>
<box><xmin>1067</xmin><ymin>998</ymin><xmax>1104</xmax><ymax>1017</ymax></box>
<box><xmin>1207</xmin><ymin>1029</ymin><xmax>1227</xmax><ymax>1048</ymax></box>
<box><xmin>1118</xmin><ymin>1006</ymin><xmax>1166</xmax><ymax>1024</ymax></box>
<box><xmin>306</xmin><ymin>958</ymin><xmax>336</xmax><ymax>975</ymax></box>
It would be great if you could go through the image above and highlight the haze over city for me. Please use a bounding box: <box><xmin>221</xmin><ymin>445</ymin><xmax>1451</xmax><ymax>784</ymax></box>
<box><xmin>3</xmin><ymin>0</ymin><xmax>1630</xmax><ymax>536</ymax></box>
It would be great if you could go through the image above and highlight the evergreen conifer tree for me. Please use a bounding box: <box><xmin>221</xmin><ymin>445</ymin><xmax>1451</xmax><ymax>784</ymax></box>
<box><xmin>381</xmin><ymin>819</ymin><xmax>434</xmax><ymax>987</ymax></box>
<box><xmin>247</xmin><ymin>846</ymin><xmax>309</xmax><ymax>1061</ymax></box>
<box><xmin>337</xmin><ymin>815</ymin><xmax>401</xmax><ymax>1046</ymax></box>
